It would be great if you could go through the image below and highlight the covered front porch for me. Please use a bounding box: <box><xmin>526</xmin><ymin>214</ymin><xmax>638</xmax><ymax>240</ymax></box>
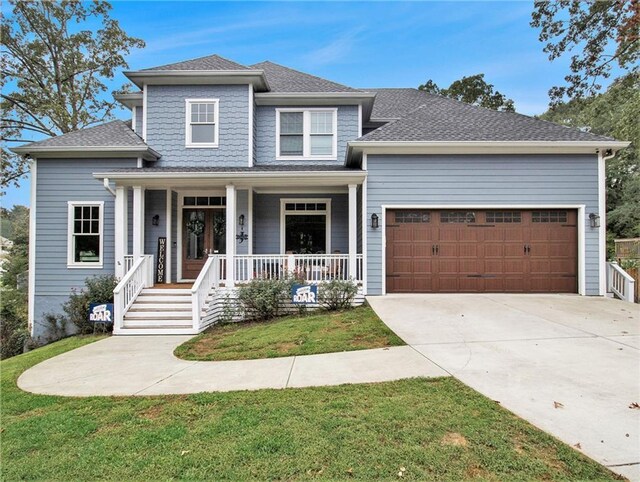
<box><xmin>95</xmin><ymin>167</ymin><xmax>367</xmax><ymax>334</ymax></box>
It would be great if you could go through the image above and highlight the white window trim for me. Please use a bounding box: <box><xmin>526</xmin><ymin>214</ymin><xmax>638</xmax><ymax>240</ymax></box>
<box><xmin>275</xmin><ymin>108</ymin><xmax>338</xmax><ymax>161</ymax></box>
<box><xmin>185</xmin><ymin>98</ymin><xmax>219</xmax><ymax>148</ymax></box>
<box><xmin>67</xmin><ymin>201</ymin><xmax>104</xmax><ymax>269</ymax></box>
<box><xmin>280</xmin><ymin>198</ymin><xmax>332</xmax><ymax>254</ymax></box>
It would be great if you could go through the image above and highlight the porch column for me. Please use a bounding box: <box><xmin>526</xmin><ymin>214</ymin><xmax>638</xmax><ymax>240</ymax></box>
<box><xmin>114</xmin><ymin>186</ymin><xmax>128</xmax><ymax>278</ymax></box>
<box><xmin>226</xmin><ymin>184</ymin><xmax>236</xmax><ymax>288</ymax></box>
<box><xmin>132</xmin><ymin>185</ymin><xmax>145</xmax><ymax>259</ymax></box>
<box><xmin>348</xmin><ymin>184</ymin><xmax>357</xmax><ymax>281</ymax></box>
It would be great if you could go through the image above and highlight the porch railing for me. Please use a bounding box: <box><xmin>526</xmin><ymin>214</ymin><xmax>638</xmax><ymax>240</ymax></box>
<box><xmin>123</xmin><ymin>255</ymin><xmax>135</xmax><ymax>273</ymax></box>
<box><xmin>232</xmin><ymin>254</ymin><xmax>363</xmax><ymax>284</ymax></box>
<box><xmin>191</xmin><ymin>255</ymin><xmax>221</xmax><ymax>330</ymax></box>
<box><xmin>113</xmin><ymin>255</ymin><xmax>154</xmax><ymax>331</ymax></box>
<box><xmin>607</xmin><ymin>261</ymin><xmax>636</xmax><ymax>303</ymax></box>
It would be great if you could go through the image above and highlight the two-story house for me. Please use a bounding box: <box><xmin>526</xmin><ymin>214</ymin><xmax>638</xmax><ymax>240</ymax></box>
<box><xmin>13</xmin><ymin>54</ymin><xmax>628</xmax><ymax>339</ymax></box>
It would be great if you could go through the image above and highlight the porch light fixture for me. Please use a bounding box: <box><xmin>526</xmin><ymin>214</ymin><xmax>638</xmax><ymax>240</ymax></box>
<box><xmin>589</xmin><ymin>213</ymin><xmax>600</xmax><ymax>228</ymax></box>
<box><xmin>152</xmin><ymin>214</ymin><xmax>160</xmax><ymax>226</ymax></box>
<box><xmin>371</xmin><ymin>213</ymin><xmax>379</xmax><ymax>229</ymax></box>
<box><xmin>236</xmin><ymin>214</ymin><xmax>248</xmax><ymax>244</ymax></box>
<box><xmin>238</xmin><ymin>214</ymin><xmax>245</xmax><ymax>227</ymax></box>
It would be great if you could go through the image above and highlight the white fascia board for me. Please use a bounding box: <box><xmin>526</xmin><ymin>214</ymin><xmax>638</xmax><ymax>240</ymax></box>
<box><xmin>11</xmin><ymin>145</ymin><xmax>161</xmax><ymax>161</ymax></box>
<box><xmin>348</xmin><ymin>140</ymin><xmax>631</xmax><ymax>155</ymax></box>
<box><xmin>114</xmin><ymin>92</ymin><xmax>143</xmax><ymax>110</ymax></box>
<box><xmin>123</xmin><ymin>70</ymin><xmax>270</xmax><ymax>91</ymax></box>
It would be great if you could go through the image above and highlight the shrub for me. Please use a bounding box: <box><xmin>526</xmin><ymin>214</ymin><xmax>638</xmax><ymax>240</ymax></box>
<box><xmin>0</xmin><ymin>286</ymin><xmax>29</xmax><ymax>359</ymax></box>
<box><xmin>237</xmin><ymin>277</ymin><xmax>293</xmax><ymax>321</ymax></box>
<box><xmin>42</xmin><ymin>313</ymin><xmax>68</xmax><ymax>343</ymax></box>
<box><xmin>319</xmin><ymin>279</ymin><xmax>358</xmax><ymax>311</ymax></box>
<box><xmin>62</xmin><ymin>275</ymin><xmax>118</xmax><ymax>334</ymax></box>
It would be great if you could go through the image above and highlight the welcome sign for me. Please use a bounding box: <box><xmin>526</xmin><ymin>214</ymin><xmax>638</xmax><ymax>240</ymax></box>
<box><xmin>88</xmin><ymin>303</ymin><xmax>114</xmax><ymax>323</ymax></box>
<box><xmin>291</xmin><ymin>284</ymin><xmax>318</xmax><ymax>304</ymax></box>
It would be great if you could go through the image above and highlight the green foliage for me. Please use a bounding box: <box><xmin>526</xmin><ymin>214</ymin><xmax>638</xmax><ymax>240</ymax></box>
<box><xmin>236</xmin><ymin>278</ymin><xmax>294</xmax><ymax>321</ymax></box>
<box><xmin>0</xmin><ymin>205</ymin><xmax>29</xmax><ymax>359</ymax></box>
<box><xmin>61</xmin><ymin>275</ymin><xmax>118</xmax><ymax>334</ymax></box>
<box><xmin>531</xmin><ymin>0</ymin><xmax>639</xmax><ymax>104</ymax></box>
<box><xmin>540</xmin><ymin>73</ymin><xmax>640</xmax><ymax>242</ymax></box>
<box><xmin>318</xmin><ymin>279</ymin><xmax>359</xmax><ymax>311</ymax></box>
<box><xmin>419</xmin><ymin>74</ymin><xmax>515</xmax><ymax>112</ymax></box>
<box><xmin>1</xmin><ymin>0</ymin><xmax>145</xmax><ymax>191</ymax></box>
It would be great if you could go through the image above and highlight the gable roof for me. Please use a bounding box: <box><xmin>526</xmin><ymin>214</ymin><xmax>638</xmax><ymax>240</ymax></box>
<box><xmin>251</xmin><ymin>61</ymin><xmax>360</xmax><ymax>93</ymax></box>
<box><xmin>11</xmin><ymin>120</ymin><xmax>160</xmax><ymax>160</ymax></box>
<box><xmin>358</xmin><ymin>89</ymin><xmax>617</xmax><ymax>143</ymax></box>
<box><xmin>142</xmin><ymin>54</ymin><xmax>251</xmax><ymax>71</ymax></box>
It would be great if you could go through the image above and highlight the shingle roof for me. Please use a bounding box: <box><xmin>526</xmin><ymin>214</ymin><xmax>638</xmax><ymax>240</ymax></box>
<box><xmin>143</xmin><ymin>54</ymin><xmax>250</xmax><ymax>71</ymax></box>
<box><xmin>17</xmin><ymin>120</ymin><xmax>151</xmax><ymax>149</ymax></box>
<box><xmin>359</xmin><ymin>90</ymin><xmax>615</xmax><ymax>143</ymax></box>
<box><xmin>251</xmin><ymin>61</ymin><xmax>361</xmax><ymax>93</ymax></box>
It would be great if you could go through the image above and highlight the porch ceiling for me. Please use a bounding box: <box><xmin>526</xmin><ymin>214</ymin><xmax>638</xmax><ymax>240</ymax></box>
<box><xmin>93</xmin><ymin>166</ymin><xmax>366</xmax><ymax>188</ymax></box>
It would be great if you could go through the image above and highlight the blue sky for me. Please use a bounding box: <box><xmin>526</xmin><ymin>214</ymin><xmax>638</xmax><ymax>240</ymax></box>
<box><xmin>2</xmin><ymin>1</ymin><xmax>618</xmax><ymax>207</ymax></box>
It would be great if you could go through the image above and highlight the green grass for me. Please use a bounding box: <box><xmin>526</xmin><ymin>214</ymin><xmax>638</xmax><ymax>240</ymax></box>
<box><xmin>175</xmin><ymin>305</ymin><xmax>405</xmax><ymax>361</ymax></box>
<box><xmin>1</xmin><ymin>337</ymin><xmax>620</xmax><ymax>481</ymax></box>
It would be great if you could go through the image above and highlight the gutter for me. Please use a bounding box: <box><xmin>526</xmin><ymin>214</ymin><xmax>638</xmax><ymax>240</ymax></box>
<box><xmin>10</xmin><ymin>145</ymin><xmax>162</xmax><ymax>161</ymax></box>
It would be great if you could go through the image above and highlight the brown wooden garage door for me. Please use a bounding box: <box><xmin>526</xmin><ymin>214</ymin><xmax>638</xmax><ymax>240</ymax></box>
<box><xmin>385</xmin><ymin>209</ymin><xmax>577</xmax><ymax>293</ymax></box>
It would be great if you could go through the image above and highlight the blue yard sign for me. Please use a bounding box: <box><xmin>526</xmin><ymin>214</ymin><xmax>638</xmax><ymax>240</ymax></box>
<box><xmin>291</xmin><ymin>284</ymin><xmax>318</xmax><ymax>304</ymax></box>
<box><xmin>88</xmin><ymin>303</ymin><xmax>114</xmax><ymax>323</ymax></box>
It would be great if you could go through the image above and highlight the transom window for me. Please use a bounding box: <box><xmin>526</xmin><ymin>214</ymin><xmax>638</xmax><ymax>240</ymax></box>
<box><xmin>281</xmin><ymin>199</ymin><xmax>331</xmax><ymax>254</ymax></box>
<box><xmin>440</xmin><ymin>211</ymin><xmax>476</xmax><ymax>223</ymax></box>
<box><xmin>184</xmin><ymin>196</ymin><xmax>226</xmax><ymax>207</ymax></box>
<box><xmin>395</xmin><ymin>210</ymin><xmax>431</xmax><ymax>223</ymax></box>
<box><xmin>532</xmin><ymin>211</ymin><xmax>568</xmax><ymax>223</ymax></box>
<box><xmin>276</xmin><ymin>109</ymin><xmax>337</xmax><ymax>159</ymax></box>
<box><xmin>67</xmin><ymin>201</ymin><xmax>103</xmax><ymax>267</ymax></box>
<box><xmin>185</xmin><ymin>99</ymin><xmax>219</xmax><ymax>148</ymax></box>
<box><xmin>486</xmin><ymin>211</ymin><xmax>522</xmax><ymax>223</ymax></box>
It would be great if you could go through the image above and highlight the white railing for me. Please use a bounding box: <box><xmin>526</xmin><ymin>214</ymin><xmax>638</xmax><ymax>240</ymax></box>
<box><xmin>191</xmin><ymin>255</ymin><xmax>221</xmax><ymax>331</ymax></box>
<box><xmin>607</xmin><ymin>262</ymin><xmax>636</xmax><ymax>303</ymax></box>
<box><xmin>123</xmin><ymin>255</ymin><xmax>134</xmax><ymax>273</ymax></box>
<box><xmin>113</xmin><ymin>255</ymin><xmax>154</xmax><ymax>331</ymax></box>
<box><xmin>232</xmin><ymin>254</ymin><xmax>364</xmax><ymax>284</ymax></box>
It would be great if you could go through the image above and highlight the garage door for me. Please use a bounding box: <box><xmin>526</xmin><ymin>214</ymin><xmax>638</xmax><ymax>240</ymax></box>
<box><xmin>385</xmin><ymin>209</ymin><xmax>577</xmax><ymax>293</ymax></box>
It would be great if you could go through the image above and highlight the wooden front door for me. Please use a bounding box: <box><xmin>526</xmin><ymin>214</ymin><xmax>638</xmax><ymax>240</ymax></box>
<box><xmin>182</xmin><ymin>209</ymin><xmax>226</xmax><ymax>279</ymax></box>
<box><xmin>386</xmin><ymin>209</ymin><xmax>577</xmax><ymax>293</ymax></box>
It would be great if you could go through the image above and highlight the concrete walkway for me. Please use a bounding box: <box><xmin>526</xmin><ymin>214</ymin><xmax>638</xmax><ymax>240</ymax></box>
<box><xmin>367</xmin><ymin>294</ymin><xmax>640</xmax><ymax>481</ymax></box>
<box><xmin>17</xmin><ymin>337</ymin><xmax>447</xmax><ymax>396</ymax></box>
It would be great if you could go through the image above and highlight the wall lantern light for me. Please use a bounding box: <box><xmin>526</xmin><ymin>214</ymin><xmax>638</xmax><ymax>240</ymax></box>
<box><xmin>371</xmin><ymin>213</ymin><xmax>379</xmax><ymax>229</ymax></box>
<box><xmin>238</xmin><ymin>214</ymin><xmax>245</xmax><ymax>227</ymax></box>
<box><xmin>152</xmin><ymin>214</ymin><xmax>160</xmax><ymax>226</ymax></box>
<box><xmin>236</xmin><ymin>214</ymin><xmax>248</xmax><ymax>243</ymax></box>
<box><xmin>589</xmin><ymin>213</ymin><xmax>600</xmax><ymax>228</ymax></box>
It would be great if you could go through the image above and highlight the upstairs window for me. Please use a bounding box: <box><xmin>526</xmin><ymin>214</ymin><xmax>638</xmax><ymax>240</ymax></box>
<box><xmin>68</xmin><ymin>201</ymin><xmax>103</xmax><ymax>268</ymax></box>
<box><xmin>186</xmin><ymin>99</ymin><xmax>219</xmax><ymax>148</ymax></box>
<box><xmin>276</xmin><ymin>108</ymin><xmax>337</xmax><ymax>160</ymax></box>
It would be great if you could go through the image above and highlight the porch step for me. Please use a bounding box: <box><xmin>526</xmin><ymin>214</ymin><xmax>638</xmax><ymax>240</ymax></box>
<box><xmin>125</xmin><ymin>311</ymin><xmax>191</xmax><ymax>320</ymax></box>
<box><xmin>140</xmin><ymin>288</ymin><xmax>191</xmax><ymax>295</ymax></box>
<box><xmin>128</xmin><ymin>303</ymin><xmax>192</xmax><ymax>311</ymax></box>
<box><xmin>123</xmin><ymin>319</ymin><xmax>193</xmax><ymax>328</ymax></box>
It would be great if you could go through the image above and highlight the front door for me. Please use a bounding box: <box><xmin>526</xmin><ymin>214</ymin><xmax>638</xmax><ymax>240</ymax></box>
<box><xmin>182</xmin><ymin>209</ymin><xmax>226</xmax><ymax>279</ymax></box>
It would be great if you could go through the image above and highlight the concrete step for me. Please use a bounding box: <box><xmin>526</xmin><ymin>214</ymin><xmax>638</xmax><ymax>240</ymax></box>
<box><xmin>125</xmin><ymin>311</ymin><xmax>192</xmax><ymax>320</ymax></box>
<box><xmin>129</xmin><ymin>303</ymin><xmax>192</xmax><ymax>311</ymax></box>
<box><xmin>140</xmin><ymin>289</ymin><xmax>191</xmax><ymax>295</ymax></box>
<box><xmin>136</xmin><ymin>295</ymin><xmax>192</xmax><ymax>303</ymax></box>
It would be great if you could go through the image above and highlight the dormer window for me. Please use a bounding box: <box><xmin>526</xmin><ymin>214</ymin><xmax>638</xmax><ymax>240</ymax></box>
<box><xmin>185</xmin><ymin>99</ymin><xmax>219</xmax><ymax>148</ymax></box>
<box><xmin>276</xmin><ymin>108</ymin><xmax>337</xmax><ymax>160</ymax></box>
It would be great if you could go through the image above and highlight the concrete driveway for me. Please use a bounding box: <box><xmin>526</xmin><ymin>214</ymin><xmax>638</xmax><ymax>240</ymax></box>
<box><xmin>367</xmin><ymin>294</ymin><xmax>640</xmax><ymax>481</ymax></box>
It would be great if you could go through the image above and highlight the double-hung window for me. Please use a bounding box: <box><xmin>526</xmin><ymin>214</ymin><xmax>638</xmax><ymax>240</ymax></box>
<box><xmin>186</xmin><ymin>99</ymin><xmax>219</xmax><ymax>148</ymax></box>
<box><xmin>276</xmin><ymin>108</ymin><xmax>337</xmax><ymax>160</ymax></box>
<box><xmin>68</xmin><ymin>201</ymin><xmax>103</xmax><ymax>268</ymax></box>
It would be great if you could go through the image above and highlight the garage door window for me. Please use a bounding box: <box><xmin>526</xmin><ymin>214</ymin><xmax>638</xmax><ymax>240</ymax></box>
<box><xmin>440</xmin><ymin>211</ymin><xmax>476</xmax><ymax>223</ymax></box>
<box><xmin>395</xmin><ymin>210</ymin><xmax>430</xmax><ymax>223</ymax></box>
<box><xmin>532</xmin><ymin>211</ymin><xmax>567</xmax><ymax>223</ymax></box>
<box><xmin>486</xmin><ymin>211</ymin><xmax>522</xmax><ymax>223</ymax></box>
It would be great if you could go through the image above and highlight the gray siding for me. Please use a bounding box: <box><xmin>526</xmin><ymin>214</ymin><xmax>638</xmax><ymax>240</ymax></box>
<box><xmin>33</xmin><ymin>158</ymin><xmax>137</xmax><ymax>340</ymax></box>
<box><xmin>254</xmin><ymin>105</ymin><xmax>359</xmax><ymax>166</ymax></box>
<box><xmin>146</xmin><ymin>84</ymin><xmax>249</xmax><ymax>167</ymax></box>
<box><xmin>253</xmin><ymin>193</ymin><xmax>349</xmax><ymax>254</ymax></box>
<box><xmin>144</xmin><ymin>190</ymin><xmax>167</xmax><ymax>278</ymax></box>
<box><xmin>134</xmin><ymin>106</ymin><xmax>143</xmax><ymax>134</ymax></box>
<box><xmin>366</xmin><ymin>154</ymin><xmax>601</xmax><ymax>295</ymax></box>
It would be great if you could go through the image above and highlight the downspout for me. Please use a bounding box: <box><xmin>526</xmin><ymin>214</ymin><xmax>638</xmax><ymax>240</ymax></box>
<box><xmin>598</xmin><ymin>148</ymin><xmax>616</xmax><ymax>296</ymax></box>
<box><xmin>103</xmin><ymin>178</ymin><xmax>116</xmax><ymax>196</ymax></box>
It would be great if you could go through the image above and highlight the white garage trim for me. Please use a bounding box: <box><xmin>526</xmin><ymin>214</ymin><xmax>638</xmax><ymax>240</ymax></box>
<box><xmin>379</xmin><ymin>204</ymin><xmax>587</xmax><ymax>296</ymax></box>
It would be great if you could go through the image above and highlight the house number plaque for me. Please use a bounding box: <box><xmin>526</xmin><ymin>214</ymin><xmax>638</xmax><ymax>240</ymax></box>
<box><xmin>156</xmin><ymin>237</ymin><xmax>166</xmax><ymax>283</ymax></box>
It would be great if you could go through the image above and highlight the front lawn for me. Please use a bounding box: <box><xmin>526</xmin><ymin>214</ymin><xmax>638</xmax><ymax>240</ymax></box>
<box><xmin>1</xmin><ymin>338</ymin><xmax>620</xmax><ymax>480</ymax></box>
<box><xmin>175</xmin><ymin>305</ymin><xmax>405</xmax><ymax>361</ymax></box>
